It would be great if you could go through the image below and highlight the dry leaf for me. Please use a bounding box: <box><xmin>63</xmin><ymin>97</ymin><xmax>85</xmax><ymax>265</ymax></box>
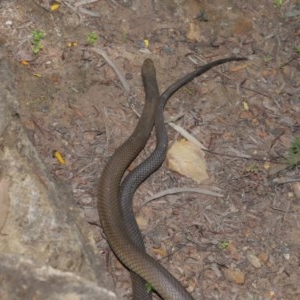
<box><xmin>135</xmin><ymin>214</ymin><xmax>149</xmax><ymax>230</ymax></box>
<box><xmin>229</xmin><ymin>63</ymin><xmax>248</xmax><ymax>72</ymax></box>
<box><xmin>292</xmin><ymin>182</ymin><xmax>300</xmax><ymax>200</ymax></box>
<box><xmin>152</xmin><ymin>245</ymin><xmax>168</xmax><ymax>258</ymax></box>
<box><xmin>0</xmin><ymin>175</ymin><xmax>10</xmax><ymax>232</ymax></box>
<box><xmin>52</xmin><ymin>150</ymin><xmax>66</xmax><ymax>165</ymax></box>
<box><xmin>166</xmin><ymin>139</ymin><xmax>208</xmax><ymax>183</ymax></box>
<box><xmin>239</xmin><ymin>110</ymin><xmax>254</xmax><ymax>120</ymax></box>
<box><xmin>268</xmin><ymin>163</ymin><xmax>288</xmax><ymax>176</ymax></box>
<box><xmin>223</xmin><ymin>268</ymin><xmax>245</xmax><ymax>284</ymax></box>
<box><xmin>227</xmin><ymin>242</ymin><xmax>241</xmax><ymax>260</ymax></box>
<box><xmin>50</xmin><ymin>2</ymin><xmax>60</xmax><ymax>11</ymax></box>
<box><xmin>186</xmin><ymin>22</ymin><xmax>202</xmax><ymax>42</ymax></box>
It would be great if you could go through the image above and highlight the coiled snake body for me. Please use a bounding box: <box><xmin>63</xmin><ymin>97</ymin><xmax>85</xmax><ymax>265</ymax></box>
<box><xmin>98</xmin><ymin>57</ymin><xmax>246</xmax><ymax>299</ymax></box>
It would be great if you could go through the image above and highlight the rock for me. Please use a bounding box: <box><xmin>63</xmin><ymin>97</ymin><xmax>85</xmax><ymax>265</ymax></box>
<box><xmin>247</xmin><ymin>253</ymin><xmax>262</xmax><ymax>269</ymax></box>
<box><xmin>0</xmin><ymin>40</ymin><xmax>17</xmax><ymax>137</ymax></box>
<box><xmin>0</xmin><ymin>42</ymin><xmax>117</xmax><ymax>299</ymax></box>
<box><xmin>0</xmin><ymin>254</ymin><xmax>116</xmax><ymax>300</ymax></box>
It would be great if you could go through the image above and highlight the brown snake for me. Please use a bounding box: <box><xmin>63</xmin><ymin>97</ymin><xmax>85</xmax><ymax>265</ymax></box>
<box><xmin>98</xmin><ymin>57</ymin><xmax>247</xmax><ymax>299</ymax></box>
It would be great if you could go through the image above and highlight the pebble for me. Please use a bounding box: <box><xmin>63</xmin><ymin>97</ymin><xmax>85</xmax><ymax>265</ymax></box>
<box><xmin>247</xmin><ymin>253</ymin><xmax>261</xmax><ymax>268</ymax></box>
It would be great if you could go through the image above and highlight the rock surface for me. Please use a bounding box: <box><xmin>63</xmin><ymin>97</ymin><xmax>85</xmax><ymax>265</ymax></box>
<box><xmin>0</xmin><ymin>43</ymin><xmax>117</xmax><ymax>300</ymax></box>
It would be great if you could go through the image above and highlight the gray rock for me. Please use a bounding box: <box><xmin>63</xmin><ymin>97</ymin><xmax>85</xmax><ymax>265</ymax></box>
<box><xmin>0</xmin><ymin>254</ymin><xmax>116</xmax><ymax>300</ymax></box>
<box><xmin>0</xmin><ymin>41</ymin><xmax>117</xmax><ymax>300</ymax></box>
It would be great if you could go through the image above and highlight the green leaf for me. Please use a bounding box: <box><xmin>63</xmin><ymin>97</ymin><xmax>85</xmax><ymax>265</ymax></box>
<box><xmin>287</xmin><ymin>136</ymin><xmax>300</xmax><ymax>166</ymax></box>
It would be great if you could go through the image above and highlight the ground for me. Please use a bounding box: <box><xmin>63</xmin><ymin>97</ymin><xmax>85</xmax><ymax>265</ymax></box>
<box><xmin>1</xmin><ymin>0</ymin><xmax>300</xmax><ymax>299</ymax></box>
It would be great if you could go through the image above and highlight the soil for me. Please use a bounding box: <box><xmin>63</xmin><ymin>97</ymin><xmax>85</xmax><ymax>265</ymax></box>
<box><xmin>1</xmin><ymin>0</ymin><xmax>300</xmax><ymax>299</ymax></box>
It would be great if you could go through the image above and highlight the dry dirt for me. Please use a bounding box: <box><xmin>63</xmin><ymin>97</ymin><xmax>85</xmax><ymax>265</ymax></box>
<box><xmin>1</xmin><ymin>0</ymin><xmax>300</xmax><ymax>299</ymax></box>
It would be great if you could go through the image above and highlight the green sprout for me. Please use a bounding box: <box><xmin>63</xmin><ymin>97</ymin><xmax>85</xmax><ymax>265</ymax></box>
<box><xmin>245</xmin><ymin>164</ymin><xmax>259</xmax><ymax>173</ymax></box>
<box><xmin>273</xmin><ymin>0</ymin><xmax>283</xmax><ymax>8</ymax></box>
<box><xmin>220</xmin><ymin>241</ymin><xmax>229</xmax><ymax>249</ymax></box>
<box><xmin>31</xmin><ymin>30</ymin><xmax>45</xmax><ymax>54</ymax></box>
<box><xmin>122</xmin><ymin>31</ymin><xmax>127</xmax><ymax>43</ymax></box>
<box><xmin>145</xmin><ymin>282</ymin><xmax>154</xmax><ymax>294</ymax></box>
<box><xmin>263</xmin><ymin>56</ymin><xmax>272</xmax><ymax>63</ymax></box>
<box><xmin>287</xmin><ymin>136</ymin><xmax>300</xmax><ymax>167</ymax></box>
<box><xmin>296</xmin><ymin>44</ymin><xmax>300</xmax><ymax>55</ymax></box>
<box><xmin>87</xmin><ymin>32</ymin><xmax>98</xmax><ymax>46</ymax></box>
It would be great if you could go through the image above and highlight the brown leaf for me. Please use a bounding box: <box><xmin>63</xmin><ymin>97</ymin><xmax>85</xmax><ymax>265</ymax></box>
<box><xmin>223</xmin><ymin>268</ymin><xmax>245</xmax><ymax>284</ymax></box>
<box><xmin>186</xmin><ymin>22</ymin><xmax>202</xmax><ymax>42</ymax></box>
<box><xmin>166</xmin><ymin>139</ymin><xmax>208</xmax><ymax>183</ymax></box>
<box><xmin>227</xmin><ymin>242</ymin><xmax>241</xmax><ymax>261</ymax></box>
<box><xmin>239</xmin><ymin>110</ymin><xmax>254</xmax><ymax>120</ymax></box>
<box><xmin>152</xmin><ymin>245</ymin><xmax>168</xmax><ymax>258</ymax></box>
<box><xmin>229</xmin><ymin>63</ymin><xmax>248</xmax><ymax>73</ymax></box>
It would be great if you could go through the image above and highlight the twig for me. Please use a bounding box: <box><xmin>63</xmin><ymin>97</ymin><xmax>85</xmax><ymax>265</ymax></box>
<box><xmin>77</xmin><ymin>161</ymin><xmax>98</xmax><ymax>175</ymax></box>
<box><xmin>142</xmin><ymin>187</ymin><xmax>224</xmax><ymax>205</ymax></box>
<box><xmin>186</xmin><ymin>53</ymin><xmax>236</xmax><ymax>80</ymax></box>
<box><xmin>240</xmin><ymin>86</ymin><xmax>273</xmax><ymax>100</ymax></box>
<box><xmin>74</xmin><ymin>0</ymin><xmax>98</xmax><ymax>6</ymax></box>
<box><xmin>77</xmin><ymin>7</ymin><xmax>101</xmax><ymax>17</ymax></box>
<box><xmin>63</xmin><ymin>0</ymin><xmax>100</xmax><ymax>17</ymax></box>
<box><xmin>102</xmin><ymin>106</ymin><xmax>111</xmax><ymax>155</ymax></box>
<box><xmin>272</xmin><ymin>176</ymin><xmax>300</xmax><ymax>184</ymax></box>
<box><xmin>131</xmin><ymin>108</ymin><xmax>206</xmax><ymax>149</ymax></box>
<box><xmin>62</xmin><ymin>1</ymin><xmax>83</xmax><ymax>22</ymax></box>
<box><xmin>205</xmin><ymin>149</ymin><xmax>285</xmax><ymax>164</ymax></box>
<box><xmin>167</xmin><ymin>122</ymin><xmax>207</xmax><ymax>150</ymax></box>
<box><xmin>129</xmin><ymin>105</ymin><xmax>206</xmax><ymax>149</ymax></box>
<box><xmin>90</xmin><ymin>47</ymin><xmax>130</xmax><ymax>93</ymax></box>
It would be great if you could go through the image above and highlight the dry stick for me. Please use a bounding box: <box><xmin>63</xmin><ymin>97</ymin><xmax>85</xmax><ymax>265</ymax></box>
<box><xmin>62</xmin><ymin>1</ymin><xmax>83</xmax><ymax>22</ymax></box>
<box><xmin>131</xmin><ymin>108</ymin><xmax>207</xmax><ymax>150</ymax></box>
<box><xmin>272</xmin><ymin>176</ymin><xmax>300</xmax><ymax>184</ymax></box>
<box><xmin>205</xmin><ymin>149</ymin><xmax>285</xmax><ymax>163</ymax></box>
<box><xmin>63</xmin><ymin>0</ymin><xmax>100</xmax><ymax>17</ymax></box>
<box><xmin>77</xmin><ymin>161</ymin><xmax>98</xmax><ymax>175</ymax></box>
<box><xmin>142</xmin><ymin>187</ymin><xmax>224</xmax><ymax>206</ymax></box>
<box><xmin>167</xmin><ymin>121</ymin><xmax>207</xmax><ymax>149</ymax></box>
<box><xmin>102</xmin><ymin>106</ymin><xmax>112</xmax><ymax>155</ymax></box>
<box><xmin>74</xmin><ymin>0</ymin><xmax>99</xmax><ymax>6</ymax></box>
<box><xmin>90</xmin><ymin>48</ymin><xmax>130</xmax><ymax>93</ymax></box>
<box><xmin>187</xmin><ymin>53</ymin><xmax>235</xmax><ymax>80</ymax></box>
<box><xmin>78</xmin><ymin>7</ymin><xmax>101</xmax><ymax>17</ymax></box>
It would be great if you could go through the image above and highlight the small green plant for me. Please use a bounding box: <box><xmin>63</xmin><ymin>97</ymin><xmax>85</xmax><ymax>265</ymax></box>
<box><xmin>220</xmin><ymin>241</ymin><xmax>229</xmax><ymax>249</ymax></box>
<box><xmin>287</xmin><ymin>136</ymin><xmax>300</xmax><ymax>166</ymax></box>
<box><xmin>145</xmin><ymin>282</ymin><xmax>154</xmax><ymax>294</ymax></box>
<box><xmin>87</xmin><ymin>32</ymin><xmax>98</xmax><ymax>46</ymax></box>
<box><xmin>274</xmin><ymin>0</ymin><xmax>283</xmax><ymax>8</ymax></box>
<box><xmin>296</xmin><ymin>44</ymin><xmax>300</xmax><ymax>55</ymax></box>
<box><xmin>121</xmin><ymin>31</ymin><xmax>127</xmax><ymax>43</ymax></box>
<box><xmin>31</xmin><ymin>30</ymin><xmax>45</xmax><ymax>54</ymax></box>
<box><xmin>263</xmin><ymin>56</ymin><xmax>272</xmax><ymax>63</ymax></box>
<box><xmin>245</xmin><ymin>164</ymin><xmax>259</xmax><ymax>173</ymax></box>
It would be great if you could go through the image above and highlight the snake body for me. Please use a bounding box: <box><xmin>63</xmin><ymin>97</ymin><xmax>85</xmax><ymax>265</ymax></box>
<box><xmin>98</xmin><ymin>57</ymin><xmax>246</xmax><ymax>299</ymax></box>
